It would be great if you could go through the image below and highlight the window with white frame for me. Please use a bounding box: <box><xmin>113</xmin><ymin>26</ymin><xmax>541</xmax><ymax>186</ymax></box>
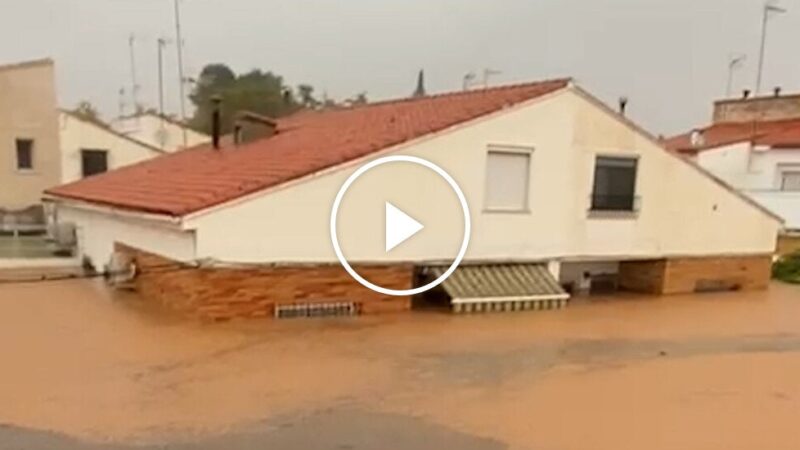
<box><xmin>484</xmin><ymin>148</ymin><xmax>532</xmax><ymax>212</ymax></box>
<box><xmin>780</xmin><ymin>171</ymin><xmax>800</xmax><ymax>191</ymax></box>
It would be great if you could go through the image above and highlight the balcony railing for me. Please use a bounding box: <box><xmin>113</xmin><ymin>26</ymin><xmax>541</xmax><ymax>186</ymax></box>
<box><xmin>589</xmin><ymin>194</ymin><xmax>641</xmax><ymax>213</ymax></box>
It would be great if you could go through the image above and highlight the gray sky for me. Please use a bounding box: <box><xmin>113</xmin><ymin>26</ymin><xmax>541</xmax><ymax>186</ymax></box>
<box><xmin>1</xmin><ymin>0</ymin><xmax>799</xmax><ymax>135</ymax></box>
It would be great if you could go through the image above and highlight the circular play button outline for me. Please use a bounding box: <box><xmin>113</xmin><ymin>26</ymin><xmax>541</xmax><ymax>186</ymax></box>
<box><xmin>330</xmin><ymin>155</ymin><xmax>471</xmax><ymax>296</ymax></box>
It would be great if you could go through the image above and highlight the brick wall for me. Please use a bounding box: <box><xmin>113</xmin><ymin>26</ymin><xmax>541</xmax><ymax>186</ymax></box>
<box><xmin>713</xmin><ymin>95</ymin><xmax>800</xmax><ymax>124</ymax></box>
<box><xmin>777</xmin><ymin>235</ymin><xmax>800</xmax><ymax>257</ymax></box>
<box><xmin>619</xmin><ymin>254</ymin><xmax>772</xmax><ymax>295</ymax></box>
<box><xmin>116</xmin><ymin>244</ymin><xmax>413</xmax><ymax>321</ymax></box>
<box><xmin>618</xmin><ymin>259</ymin><xmax>666</xmax><ymax>294</ymax></box>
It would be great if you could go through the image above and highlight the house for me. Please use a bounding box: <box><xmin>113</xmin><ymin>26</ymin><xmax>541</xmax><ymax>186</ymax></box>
<box><xmin>667</xmin><ymin>91</ymin><xmax>800</xmax><ymax>233</ymax></box>
<box><xmin>109</xmin><ymin>111</ymin><xmax>209</xmax><ymax>153</ymax></box>
<box><xmin>59</xmin><ymin>110</ymin><xmax>167</xmax><ymax>184</ymax></box>
<box><xmin>45</xmin><ymin>79</ymin><xmax>781</xmax><ymax>320</ymax></box>
<box><xmin>0</xmin><ymin>58</ymin><xmax>61</xmax><ymax>225</ymax></box>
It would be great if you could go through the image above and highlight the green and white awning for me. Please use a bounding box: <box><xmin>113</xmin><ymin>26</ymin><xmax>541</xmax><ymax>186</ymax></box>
<box><xmin>427</xmin><ymin>263</ymin><xmax>569</xmax><ymax>313</ymax></box>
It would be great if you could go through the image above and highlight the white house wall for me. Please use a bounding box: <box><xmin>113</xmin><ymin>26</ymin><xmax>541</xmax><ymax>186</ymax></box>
<box><xmin>59</xmin><ymin>205</ymin><xmax>195</xmax><ymax>269</ymax></box>
<box><xmin>111</xmin><ymin>115</ymin><xmax>209</xmax><ymax>152</ymax></box>
<box><xmin>694</xmin><ymin>143</ymin><xmax>800</xmax><ymax>229</ymax></box>
<box><xmin>185</xmin><ymin>88</ymin><xmax>780</xmax><ymax>264</ymax></box>
<box><xmin>694</xmin><ymin>142</ymin><xmax>753</xmax><ymax>189</ymax></box>
<box><xmin>59</xmin><ymin>113</ymin><xmax>163</xmax><ymax>184</ymax></box>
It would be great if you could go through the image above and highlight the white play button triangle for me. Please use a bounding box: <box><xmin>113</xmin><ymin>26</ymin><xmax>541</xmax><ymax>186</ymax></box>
<box><xmin>385</xmin><ymin>202</ymin><xmax>424</xmax><ymax>252</ymax></box>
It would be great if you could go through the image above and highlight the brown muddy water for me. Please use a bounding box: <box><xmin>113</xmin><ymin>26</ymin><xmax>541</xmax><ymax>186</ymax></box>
<box><xmin>0</xmin><ymin>280</ymin><xmax>799</xmax><ymax>450</ymax></box>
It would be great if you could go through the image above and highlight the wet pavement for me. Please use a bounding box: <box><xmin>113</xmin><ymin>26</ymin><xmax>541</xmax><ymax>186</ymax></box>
<box><xmin>1</xmin><ymin>280</ymin><xmax>799</xmax><ymax>449</ymax></box>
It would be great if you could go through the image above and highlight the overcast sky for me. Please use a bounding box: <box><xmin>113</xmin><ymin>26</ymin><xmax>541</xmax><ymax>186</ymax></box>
<box><xmin>1</xmin><ymin>0</ymin><xmax>798</xmax><ymax>135</ymax></box>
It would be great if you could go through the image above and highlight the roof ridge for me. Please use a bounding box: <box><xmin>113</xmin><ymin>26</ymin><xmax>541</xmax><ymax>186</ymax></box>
<box><xmin>289</xmin><ymin>77</ymin><xmax>572</xmax><ymax>117</ymax></box>
<box><xmin>0</xmin><ymin>58</ymin><xmax>53</xmax><ymax>73</ymax></box>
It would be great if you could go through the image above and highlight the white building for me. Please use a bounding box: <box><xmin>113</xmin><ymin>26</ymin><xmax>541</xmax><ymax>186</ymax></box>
<box><xmin>59</xmin><ymin>110</ymin><xmax>167</xmax><ymax>184</ymax></box>
<box><xmin>46</xmin><ymin>80</ymin><xmax>781</xmax><ymax>320</ymax></box>
<box><xmin>667</xmin><ymin>95</ymin><xmax>800</xmax><ymax>231</ymax></box>
<box><xmin>109</xmin><ymin>112</ymin><xmax>209</xmax><ymax>153</ymax></box>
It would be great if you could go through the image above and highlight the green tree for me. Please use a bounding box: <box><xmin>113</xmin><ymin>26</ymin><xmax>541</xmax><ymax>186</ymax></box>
<box><xmin>189</xmin><ymin>64</ymin><xmax>301</xmax><ymax>134</ymax></box>
<box><xmin>297</xmin><ymin>84</ymin><xmax>319</xmax><ymax>109</ymax></box>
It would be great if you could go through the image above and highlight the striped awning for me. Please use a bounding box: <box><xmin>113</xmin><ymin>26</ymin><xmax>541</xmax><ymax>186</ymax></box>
<box><xmin>428</xmin><ymin>263</ymin><xmax>568</xmax><ymax>303</ymax></box>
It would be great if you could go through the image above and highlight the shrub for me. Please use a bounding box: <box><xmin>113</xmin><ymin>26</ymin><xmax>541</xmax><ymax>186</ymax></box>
<box><xmin>772</xmin><ymin>251</ymin><xmax>800</xmax><ymax>284</ymax></box>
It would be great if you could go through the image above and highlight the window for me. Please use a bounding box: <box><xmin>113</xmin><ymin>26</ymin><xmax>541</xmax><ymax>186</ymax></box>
<box><xmin>81</xmin><ymin>149</ymin><xmax>108</xmax><ymax>178</ymax></box>
<box><xmin>780</xmin><ymin>171</ymin><xmax>800</xmax><ymax>191</ymax></box>
<box><xmin>15</xmin><ymin>139</ymin><xmax>33</xmax><ymax>170</ymax></box>
<box><xmin>591</xmin><ymin>156</ymin><xmax>638</xmax><ymax>212</ymax></box>
<box><xmin>485</xmin><ymin>150</ymin><xmax>531</xmax><ymax>211</ymax></box>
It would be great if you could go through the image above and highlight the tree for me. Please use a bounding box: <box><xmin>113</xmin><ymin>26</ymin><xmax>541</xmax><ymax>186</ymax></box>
<box><xmin>350</xmin><ymin>92</ymin><xmax>368</xmax><ymax>106</ymax></box>
<box><xmin>297</xmin><ymin>84</ymin><xmax>319</xmax><ymax>109</ymax></box>
<box><xmin>72</xmin><ymin>101</ymin><xmax>101</xmax><ymax>123</ymax></box>
<box><xmin>189</xmin><ymin>64</ymin><xmax>301</xmax><ymax>134</ymax></box>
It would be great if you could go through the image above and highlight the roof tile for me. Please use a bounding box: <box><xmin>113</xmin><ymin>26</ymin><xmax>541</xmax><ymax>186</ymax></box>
<box><xmin>47</xmin><ymin>78</ymin><xmax>570</xmax><ymax>216</ymax></box>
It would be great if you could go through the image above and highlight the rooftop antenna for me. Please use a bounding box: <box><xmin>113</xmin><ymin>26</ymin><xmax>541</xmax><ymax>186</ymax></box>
<box><xmin>156</xmin><ymin>37</ymin><xmax>171</xmax><ymax>119</ymax></box>
<box><xmin>118</xmin><ymin>87</ymin><xmax>127</xmax><ymax>119</ymax></box>
<box><xmin>462</xmin><ymin>71</ymin><xmax>477</xmax><ymax>90</ymax></box>
<box><xmin>755</xmin><ymin>0</ymin><xmax>787</xmax><ymax>94</ymax></box>
<box><xmin>128</xmin><ymin>34</ymin><xmax>141</xmax><ymax>118</ymax></box>
<box><xmin>482</xmin><ymin>68</ymin><xmax>502</xmax><ymax>88</ymax></box>
<box><xmin>173</xmin><ymin>0</ymin><xmax>188</xmax><ymax>148</ymax></box>
<box><xmin>726</xmin><ymin>53</ymin><xmax>746</xmax><ymax>97</ymax></box>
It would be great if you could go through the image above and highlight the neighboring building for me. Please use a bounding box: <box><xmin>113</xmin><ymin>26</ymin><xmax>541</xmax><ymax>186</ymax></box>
<box><xmin>59</xmin><ymin>110</ymin><xmax>167</xmax><ymax>184</ymax></box>
<box><xmin>667</xmin><ymin>91</ymin><xmax>800</xmax><ymax>231</ymax></box>
<box><xmin>109</xmin><ymin>112</ymin><xmax>209</xmax><ymax>153</ymax></box>
<box><xmin>0</xmin><ymin>59</ymin><xmax>61</xmax><ymax>214</ymax></box>
<box><xmin>46</xmin><ymin>79</ymin><xmax>781</xmax><ymax>321</ymax></box>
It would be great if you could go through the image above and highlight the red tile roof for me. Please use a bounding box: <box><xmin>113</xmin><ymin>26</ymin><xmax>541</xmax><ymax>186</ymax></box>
<box><xmin>46</xmin><ymin>78</ymin><xmax>570</xmax><ymax>216</ymax></box>
<box><xmin>666</xmin><ymin>118</ymin><xmax>800</xmax><ymax>153</ymax></box>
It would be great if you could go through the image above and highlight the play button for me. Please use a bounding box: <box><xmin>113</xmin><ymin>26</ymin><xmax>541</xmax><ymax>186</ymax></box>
<box><xmin>385</xmin><ymin>202</ymin><xmax>424</xmax><ymax>252</ymax></box>
<box><xmin>330</xmin><ymin>155</ymin><xmax>471</xmax><ymax>296</ymax></box>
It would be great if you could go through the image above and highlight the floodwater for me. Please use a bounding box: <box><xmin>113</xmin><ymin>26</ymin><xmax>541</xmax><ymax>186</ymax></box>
<box><xmin>1</xmin><ymin>280</ymin><xmax>799</xmax><ymax>450</ymax></box>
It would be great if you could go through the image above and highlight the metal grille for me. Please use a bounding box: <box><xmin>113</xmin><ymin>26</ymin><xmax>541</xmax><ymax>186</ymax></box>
<box><xmin>275</xmin><ymin>302</ymin><xmax>358</xmax><ymax>319</ymax></box>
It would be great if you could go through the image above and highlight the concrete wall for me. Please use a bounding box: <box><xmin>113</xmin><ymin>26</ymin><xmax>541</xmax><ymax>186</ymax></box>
<box><xmin>58</xmin><ymin>205</ymin><xmax>194</xmax><ymax>270</ymax></box>
<box><xmin>59</xmin><ymin>112</ymin><xmax>164</xmax><ymax>183</ymax></box>
<box><xmin>110</xmin><ymin>114</ymin><xmax>209</xmax><ymax>152</ymax></box>
<box><xmin>713</xmin><ymin>95</ymin><xmax>800</xmax><ymax>124</ymax></box>
<box><xmin>185</xmin><ymin>87</ymin><xmax>780</xmax><ymax>264</ymax></box>
<box><xmin>0</xmin><ymin>59</ymin><xmax>61</xmax><ymax>210</ymax></box>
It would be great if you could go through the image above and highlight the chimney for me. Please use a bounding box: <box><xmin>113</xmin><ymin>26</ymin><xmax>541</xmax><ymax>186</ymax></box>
<box><xmin>232</xmin><ymin>111</ymin><xmax>278</xmax><ymax>145</ymax></box>
<box><xmin>618</xmin><ymin>96</ymin><xmax>628</xmax><ymax>116</ymax></box>
<box><xmin>211</xmin><ymin>95</ymin><xmax>222</xmax><ymax>150</ymax></box>
<box><xmin>742</xmin><ymin>89</ymin><xmax>751</xmax><ymax>99</ymax></box>
<box><xmin>774</xmin><ymin>86</ymin><xmax>782</xmax><ymax>97</ymax></box>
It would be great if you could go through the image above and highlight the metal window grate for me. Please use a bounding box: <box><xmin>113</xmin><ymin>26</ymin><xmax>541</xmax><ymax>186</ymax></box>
<box><xmin>275</xmin><ymin>302</ymin><xmax>358</xmax><ymax>319</ymax></box>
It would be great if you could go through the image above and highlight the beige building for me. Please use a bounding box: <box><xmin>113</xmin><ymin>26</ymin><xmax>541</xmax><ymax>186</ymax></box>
<box><xmin>0</xmin><ymin>59</ymin><xmax>61</xmax><ymax>212</ymax></box>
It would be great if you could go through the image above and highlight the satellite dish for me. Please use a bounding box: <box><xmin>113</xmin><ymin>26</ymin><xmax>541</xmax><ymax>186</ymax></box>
<box><xmin>105</xmin><ymin>251</ymin><xmax>138</xmax><ymax>288</ymax></box>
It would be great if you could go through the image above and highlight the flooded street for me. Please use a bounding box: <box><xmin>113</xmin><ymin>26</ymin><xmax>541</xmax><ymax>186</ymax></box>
<box><xmin>1</xmin><ymin>280</ymin><xmax>799</xmax><ymax>450</ymax></box>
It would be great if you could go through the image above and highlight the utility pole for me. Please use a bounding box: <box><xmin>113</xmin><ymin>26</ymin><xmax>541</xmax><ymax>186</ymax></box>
<box><xmin>726</xmin><ymin>54</ymin><xmax>746</xmax><ymax>97</ymax></box>
<box><xmin>755</xmin><ymin>1</ymin><xmax>787</xmax><ymax>94</ymax></box>
<box><xmin>174</xmin><ymin>0</ymin><xmax>188</xmax><ymax>148</ymax></box>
